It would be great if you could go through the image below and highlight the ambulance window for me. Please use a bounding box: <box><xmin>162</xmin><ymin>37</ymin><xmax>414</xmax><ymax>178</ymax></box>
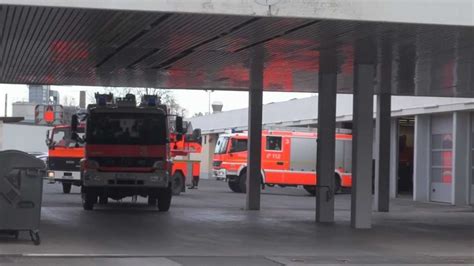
<box><xmin>266</xmin><ymin>136</ymin><xmax>282</xmax><ymax>151</ymax></box>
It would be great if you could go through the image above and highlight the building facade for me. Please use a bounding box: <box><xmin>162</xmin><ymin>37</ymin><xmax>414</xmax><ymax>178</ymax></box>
<box><xmin>189</xmin><ymin>95</ymin><xmax>474</xmax><ymax>206</ymax></box>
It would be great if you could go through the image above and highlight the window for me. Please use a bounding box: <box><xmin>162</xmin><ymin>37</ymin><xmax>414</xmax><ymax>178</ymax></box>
<box><xmin>52</xmin><ymin>127</ymin><xmax>85</xmax><ymax>148</ymax></box>
<box><xmin>214</xmin><ymin>137</ymin><xmax>229</xmax><ymax>154</ymax></box>
<box><xmin>431</xmin><ymin>114</ymin><xmax>453</xmax><ymax>184</ymax></box>
<box><xmin>266</xmin><ymin>136</ymin><xmax>282</xmax><ymax>151</ymax></box>
<box><xmin>230</xmin><ymin>138</ymin><xmax>247</xmax><ymax>153</ymax></box>
<box><xmin>87</xmin><ymin>113</ymin><xmax>167</xmax><ymax>145</ymax></box>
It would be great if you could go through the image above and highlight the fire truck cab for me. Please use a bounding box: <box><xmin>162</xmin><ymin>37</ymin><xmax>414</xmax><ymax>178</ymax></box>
<box><xmin>213</xmin><ymin>130</ymin><xmax>353</xmax><ymax>195</ymax></box>
<box><xmin>76</xmin><ymin>93</ymin><xmax>185</xmax><ymax>211</ymax></box>
<box><xmin>46</xmin><ymin>125</ymin><xmax>85</xmax><ymax>193</ymax></box>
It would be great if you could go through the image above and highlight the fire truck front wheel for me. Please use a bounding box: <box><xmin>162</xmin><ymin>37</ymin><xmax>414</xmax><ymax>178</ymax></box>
<box><xmin>82</xmin><ymin>189</ymin><xmax>97</xmax><ymax>211</ymax></box>
<box><xmin>228</xmin><ymin>179</ymin><xmax>242</xmax><ymax>193</ymax></box>
<box><xmin>237</xmin><ymin>170</ymin><xmax>263</xmax><ymax>193</ymax></box>
<box><xmin>62</xmin><ymin>182</ymin><xmax>72</xmax><ymax>194</ymax></box>
<box><xmin>172</xmin><ymin>171</ymin><xmax>185</xmax><ymax>196</ymax></box>
<box><xmin>157</xmin><ymin>185</ymin><xmax>172</xmax><ymax>212</ymax></box>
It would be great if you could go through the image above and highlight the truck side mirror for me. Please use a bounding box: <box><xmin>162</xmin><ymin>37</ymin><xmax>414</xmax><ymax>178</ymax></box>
<box><xmin>176</xmin><ymin>116</ymin><xmax>185</xmax><ymax>134</ymax></box>
<box><xmin>71</xmin><ymin>114</ymin><xmax>79</xmax><ymax>141</ymax></box>
<box><xmin>71</xmin><ymin>114</ymin><xmax>78</xmax><ymax>133</ymax></box>
<box><xmin>45</xmin><ymin>130</ymin><xmax>52</xmax><ymax>147</ymax></box>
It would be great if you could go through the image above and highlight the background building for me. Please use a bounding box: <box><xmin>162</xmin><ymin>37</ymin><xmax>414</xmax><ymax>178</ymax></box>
<box><xmin>189</xmin><ymin>95</ymin><xmax>474</xmax><ymax>206</ymax></box>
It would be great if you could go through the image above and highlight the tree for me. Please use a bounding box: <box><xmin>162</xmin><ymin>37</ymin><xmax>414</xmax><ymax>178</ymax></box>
<box><xmin>193</xmin><ymin>112</ymin><xmax>204</xmax><ymax>117</ymax></box>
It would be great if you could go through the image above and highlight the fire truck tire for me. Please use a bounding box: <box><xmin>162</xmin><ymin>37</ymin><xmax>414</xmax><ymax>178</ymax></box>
<box><xmin>99</xmin><ymin>196</ymin><xmax>108</xmax><ymax>205</ymax></box>
<box><xmin>303</xmin><ymin>186</ymin><xmax>316</xmax><ymax>196</ymax></box>
<box><xmin>334</xmin><ymin>174</ymin><xmax>342</xmax><ymax>194</ymax></box>
<box><xmin>157</xmin><ymin>185</ymin><xmax>172</xmax><ymax>212</ymax></box>
<box><xmin>238</xmin><ymin>171</ymin><xmax>247</xmax><ymax>193</ymax></box>
<box><xmin>82</xmin><ymin>191</ymin><xmax>96</xmax><ymax>211</ymax></box>
<box><xmin>148</xmin><ymin>197</ymin><xmax>157</xmax><ymax>206</ymax></box>
<box><xmin>228</xmin><ymin>180</ymin><xmax>242</xmax><ymax>193</ymax></box>
<box><xmin>172</xmin><ymin>172</ymin><xmax>185</xmax><ymax>196</ymax></box>
<box><xmin>62</xmin><ymin>183</ymin><xmax>72</xmax><ymax>194</ymax></box>
<box><xmin>237</xmin><ymin>170</ymin><xmax>263</xmax><ymax>193</ymax></box>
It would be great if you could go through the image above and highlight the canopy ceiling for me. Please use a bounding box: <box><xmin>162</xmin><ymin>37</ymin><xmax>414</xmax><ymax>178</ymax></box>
<box><xmin>0</xmin><ymin>3</ymin><xmax>472</xmax><ymax>97</ymax></box>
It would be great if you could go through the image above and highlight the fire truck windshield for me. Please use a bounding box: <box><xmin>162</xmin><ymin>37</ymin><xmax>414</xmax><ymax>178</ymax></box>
<box><xmin>214</xmin><ymin>136</ymin><xmax>229</xmax><ymax>154</ymax></box>
<box><xmin>87</xmin><ymin>113</ymin><xmax>167</xmax><ymax>145</ymax></box>
<box><xmin>52</xmin><ymin>127</ymin><xmax>85</xmax><ymax>148</ymax></box>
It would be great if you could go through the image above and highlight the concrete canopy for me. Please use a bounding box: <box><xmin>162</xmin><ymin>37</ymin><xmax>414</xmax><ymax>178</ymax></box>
<box><xmin>0</xmin><ymin>1</ymin><xmax>472</xmax><ymax>96</ymax></box>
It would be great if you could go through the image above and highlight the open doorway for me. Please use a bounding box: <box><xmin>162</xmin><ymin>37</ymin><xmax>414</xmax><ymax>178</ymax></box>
<box><xmin>397</xmin><ymin>117</ymin><xmax>415</xmax><ymax>195</ymax></box>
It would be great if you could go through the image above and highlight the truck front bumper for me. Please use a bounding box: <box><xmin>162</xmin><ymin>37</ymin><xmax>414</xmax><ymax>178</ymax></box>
<box><xmin>212</xmin><ymin>169</ymin><xmax>227</xmax><ymax>180</ymax></box>
<box><xmin>82</xmin><ymin>170</ymin><xmax>170</xmax><ymax>188</ymax></box>
<box><xmin>47</xmin><ymin>170</ymin><xmax>81</xmax><ymax>183</ymax></box>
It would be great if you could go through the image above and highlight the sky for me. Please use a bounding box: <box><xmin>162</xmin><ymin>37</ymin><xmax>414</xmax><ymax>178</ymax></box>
<box><xmin>0</xmin><ymin>84</ymin><xmax>315</xmax><ymax>118</ymax></box>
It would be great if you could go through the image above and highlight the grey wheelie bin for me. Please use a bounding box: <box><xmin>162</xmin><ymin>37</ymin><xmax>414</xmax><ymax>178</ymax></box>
<box><xmin>0</xmin><ymin>150</ymin><xmax>46</xmax><ymax>245</ymax></box>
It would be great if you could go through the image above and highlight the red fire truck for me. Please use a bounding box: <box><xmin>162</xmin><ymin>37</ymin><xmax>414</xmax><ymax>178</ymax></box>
<box><xmin>170</xmin><ymin>130</ymin><xmax>202</xmax><ymax>195</ymax></box>
<box><xmin>74</xmin><ymin>93</ymin><xmax>186</xmax><ymax>211</ymax></box>
<box><xmin>46</xmin><ymin>124</ymin><xmax>85</xmax><ymax>193</ymax></box>
<box><xmin>213</xmin><ymin>130</ymin><xmax>353</xmax><ymax>195</ymax></box>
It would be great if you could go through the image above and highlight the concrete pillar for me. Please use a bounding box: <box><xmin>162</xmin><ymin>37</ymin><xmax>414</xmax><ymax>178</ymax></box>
<box><xmin>374</xmin><ymin>93</ymin><xmax>391</xmax><ymax>212</ymax></box>
<box><xmin>351</xmin><ymin>62</ymin><xmax>375</xmax><ymax>229</ymax></box>
<box><xmin>413</xmin><ymin>115</ymin><xmax>430</xmax><ymax>202</ymax></box>
<box><xmin>246</xmin><ymin>45</ymin><xmax>264</xmax><ymax>211</ymax></box>
<box><xmin>316</xmin><ymin>51</ymin><xmax>337</xmax><ymax>223</ymax></box>
<box><xmin>389</xmin><ymin>118</ymin><xmax>399</xmax><ymax>199</ymax></box>
<box><xmin>197</xmin><ymin>133</ymin><xmax>217</xmax><ymax>179</ymax></box>
<box><xmin>0</xmin><ymin>120</ymin><xmax>3</xmax><ymax>150</ymax></box>
<box><xmin>452</xmin><ymin>112</ymin><xmax>469</xmax><ymax>205</ymax></box>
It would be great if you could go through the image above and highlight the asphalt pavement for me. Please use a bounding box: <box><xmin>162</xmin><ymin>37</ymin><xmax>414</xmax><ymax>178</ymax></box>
<box><xmin>0</xmin><ymin>179</ymin><xmax>473</xmax><ymax>265</ymax></box>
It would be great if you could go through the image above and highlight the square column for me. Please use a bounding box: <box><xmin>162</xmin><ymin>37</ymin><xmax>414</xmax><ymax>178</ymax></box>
<box><xmin>452</xmin><ymin>111</ymin><xmax>469</xmax><ymax>205</ymax></box>
<box><xmin>374</xmin><ymin>38</ymin><xmax>392</xmax><ymax>211</ymax></box>
<box><xmin>390</xmin><ymin>118</ymin><xmax>399</xmax><ymax>199</ymax></box>
<box><xmin>246</xmin><ymin>45</ymin><xmax>264</xmax><ymax>211</ymax></box>
<box><xmin>351</xmin><ymin>63</ymin><xmax>375</xmax><ymax>229</ymax></box>
<box><xmin>316</xmin><ymin>51</ymin><xmax>337</xmax><ymax>223</ymax></box>
<box><xmin>413</xmin><ymin>115</ymin><xmax>430</xmax><ymax>202</ymax></box>
<box><xmin>374</xmin><ymin>92</ymin><xmax>391</xmax><ymax>212</ymax></box>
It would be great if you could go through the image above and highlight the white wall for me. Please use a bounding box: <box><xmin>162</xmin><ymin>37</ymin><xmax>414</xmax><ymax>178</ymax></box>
<box><xmin>12</xmin><ymin>102</ymin><xmax>36</xmax><ymax>122</ymax></box>
<box><xmin>1</xmin><ymin>123</ymin><xmax>52</xmax><ymax>153</ymax></box>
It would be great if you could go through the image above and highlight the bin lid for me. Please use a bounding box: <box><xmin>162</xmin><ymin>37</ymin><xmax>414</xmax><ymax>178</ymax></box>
<box><xmin>0</xmin><ymin>150</ymin><xmax>46</xmax><ymax>178</ymax></box>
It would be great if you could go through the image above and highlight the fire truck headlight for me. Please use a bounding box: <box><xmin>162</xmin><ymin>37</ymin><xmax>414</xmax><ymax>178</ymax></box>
<box><xmin>47</xmin><ymin>171</ymin><xmax>55</xmax><ymax>178</ymax></box>
<box><xmin>150</xmin><ymin>175</ymin><xmax>165</xmax><ymax>183</ymax></box>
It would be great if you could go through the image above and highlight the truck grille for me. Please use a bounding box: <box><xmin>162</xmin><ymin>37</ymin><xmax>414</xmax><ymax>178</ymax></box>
<box><xmin>90</xmin><ymin>157</ymin><xmax>162</xmax><ymax>168</ymax></box>
<box><xmin>48</xmin><ymin>157</ymin><xmax>81</xmax><ymax>171</ymax></box>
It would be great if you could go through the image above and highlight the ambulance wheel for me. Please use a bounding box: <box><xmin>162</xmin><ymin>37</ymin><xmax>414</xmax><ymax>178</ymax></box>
<box><xmin>303</xmin><ymin>185</ymin><xmax>316</xmax><ymax>196</ymax></box>
<box><xmin>228</xmin><ymin>181</ymin><xmax>242</xmax><ymax>193</ymax></box>
<box><xmin>172</xmin><ymin>172</ymin><xmax>185</xmax><ymax>196</ymax></box>
<box><xmin>82</xmin><ymin>191</ymin><xmax>96</xmax><ymax>211</ymax></box>
<box><xmin>157</xmin><ymin>185</ymin><xmax>172</xmax><ymax>212</ymax></box>
<box><xmin>62</xmin><ymin>183</ymin><xmax>72</xmax><ymax>194</ymax></box>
